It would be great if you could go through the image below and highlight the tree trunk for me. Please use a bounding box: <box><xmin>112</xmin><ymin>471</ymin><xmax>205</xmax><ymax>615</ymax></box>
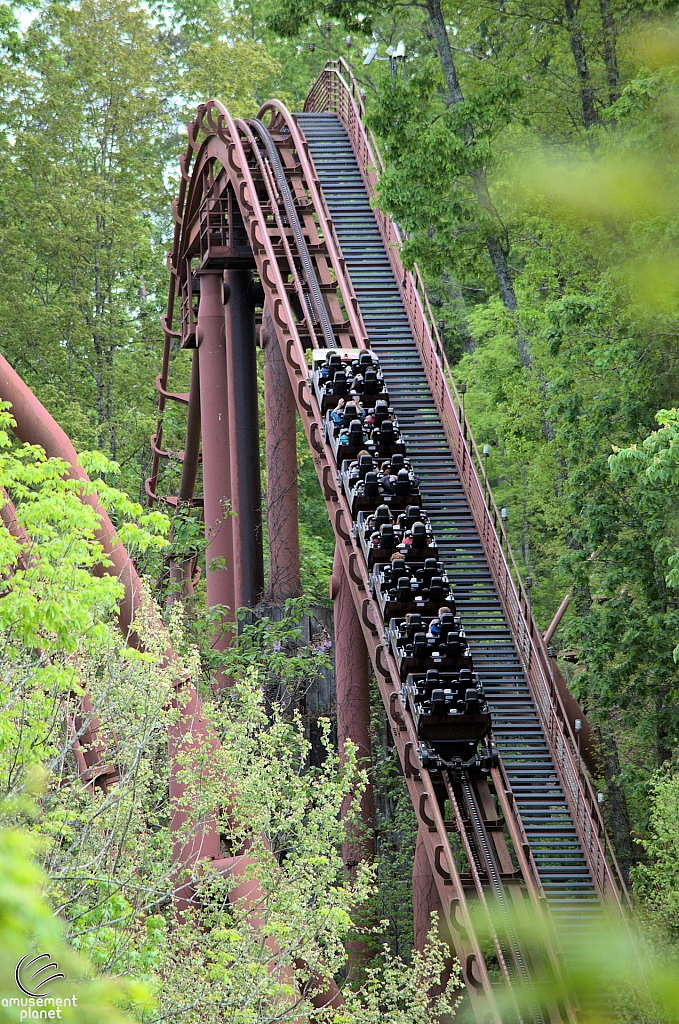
<box><xmin>426</xmin><ymin>0</ymin><xmax>464</xmax><ymax>105</ymax></box>
<box><xmin>563</xmin><ymin>0</ymin><xmax>598</xmax><ymax>127</ymax></box>
<box><xmin>595</xmin><ymin>722</ymin><xmax>637</xmax><ymax>887</ymax></box>
<box><xmin>598</xmin><ymin>0</ymin><xmax>620</xmax><ymax>106</ymax></box>
<box><xmin>421</xmin><ymin>0</ymin><xmax>541</xmax><ymax>380</ymax></box>
<box><xmin>485</xmin><ymin>233</ymin><xmax>518</xmax><ymax>311</ymax></box>
<box><xmin>427</xmin><ymin>0</ymin><xmax>523</xmax><ymax>321</ymax></box>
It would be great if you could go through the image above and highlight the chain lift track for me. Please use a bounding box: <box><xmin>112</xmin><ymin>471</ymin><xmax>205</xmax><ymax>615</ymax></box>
<box><xmin>148</xmin><ymin>67</ymin><xmax>631</xmax><ymax>1022</ymax></box>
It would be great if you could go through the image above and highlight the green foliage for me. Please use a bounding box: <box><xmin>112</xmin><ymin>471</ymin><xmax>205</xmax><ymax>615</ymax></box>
<box><xmin>633</xmin><ymin>764</ymin><xmax>679</xmax><ymax>936</ymax></box>
<box><xmin>0</xmin><ymin>423</ymin><xmax>455</xmax><ymax>1021</ymax></box>
<box><xmin>0</xmin><ymin>827</ymin><xmax>151</xmax><ymax>1023</ymax></box>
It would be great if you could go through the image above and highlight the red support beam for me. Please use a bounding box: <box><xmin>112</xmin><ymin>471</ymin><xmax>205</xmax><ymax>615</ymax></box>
<box><xmin>413</xmin><ymin>827</ymin><xmax>441</xmax><ymax>950</ymax></box>
<box><xmin>197</xmin><ymin>272</ymin><xmax>236</xmax><ymax>650</ymax></box>
<box><xmin>224</xmin><ymin>268</ymin><xmax>264</xmax><ymax>610</ymax></box>
<box><xmin>331</xmin><ymin>544</ymin><xmax>375</xmax><ymax>976</ymax></box>
<box><xmin>331</xmin><ymin>544</ymin><xmax>375</xmax><ymax>867</ymax></box>
<box><xmin>261</xmin><ymin>303</ymin><xmax>301</xmax><ymax>602</ymax></box>
<box><xmin>169</xmin><ymin>683</ymin><xmax>221</xmax><ymax>912</ymax></box>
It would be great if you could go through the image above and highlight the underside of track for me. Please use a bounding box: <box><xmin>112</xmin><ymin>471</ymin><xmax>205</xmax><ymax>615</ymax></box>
<box><xmin>146</xmin><ymin>59</ymin><xmax>631</xmax><ymax>1022</ymax></box>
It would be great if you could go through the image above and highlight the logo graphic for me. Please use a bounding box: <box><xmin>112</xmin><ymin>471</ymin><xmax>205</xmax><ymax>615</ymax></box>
<box><xmin>15</xmin><ymin>955</ymin><xmax>65</xmax><ymax>998</ymax></box>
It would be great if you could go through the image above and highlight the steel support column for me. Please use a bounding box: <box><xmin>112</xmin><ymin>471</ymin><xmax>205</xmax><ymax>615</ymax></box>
<box><xmin>331</xmin><ymin>544</ymin><xmax>375</xmax><ymax>865</ymax></box>
<box><xmin>413</xmin><ymin>826</ymin><xmax>442</xmax><ymax>950</ymax></box>
<box><xmin>331</xmin><ymin>544</ymin><xmax>375</xmax><ymax>977</ymax></box>
<box><xmin>197</xmin><ymin>272</ymin><xmax>236</xmax><ymax>649</ymax></box>
<box><xmin>413</xmin><ymin>828</ymin><xmax>456</xmax><ymax>1004</ymax></box>
<box><xmin>261</xmin><ymin>303</ymin><xmax>301</xmax><ymax>602</ymax></box>
<box><xmin>169</xmin><ymin>683</ymin><xmax>221</xmax><ymax>913</ymax></box>
<box><xmin>169</xmin><ymin>349</ymin><xmax>202</xmax><ymax>605</ymax></box>
<box><xmin>224</xmin><ymin>269</ymin><xmax>264</xmax><ymax>609</ymax></box>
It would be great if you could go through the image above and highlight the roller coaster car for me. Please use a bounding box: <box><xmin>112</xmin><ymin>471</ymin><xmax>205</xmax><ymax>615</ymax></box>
<box><xmin>350</xmin><ymin>365</ymin><xmax>388</xmax><ymax>408</ymax></box>
<box><xmin>311</xmin><ymin>349</ymin><xmax>356</xmax><ymax>411</ymax></box>
<box><xmin>326</xmin><ymin>401</ymin><xmax>403</xmax><ymax>463</ymax></box>
<box><xmin>311</xmin><ymin>349</ymin><xmax>388</xmax><ymax>412</ymax></box>
<box><xmin>389</xmin><ymin>610</ymin><xmax>472</xmax><ymax>676</ymax></box>
<box><xmin>371</xmin><ymin>556</ymin><xmax>454</xmax><ymax>618</ymax></box>
<box><xmin>341</xmin><ymin>461</ymin><xmax>422</xmax><ymax>515</ymax></box>
<box><xmin>355</xmin><ymin>506</ymin><xmax>403</xmax><ymax>566</ymax></box>
<box><xmin>394</xmin><ymin>508</ymin><xmax>438</xmax><ymax>561</ymax></box>
<box><xmin>405</xmin><ymin>668</ymin><xmax>496</xmax><ymax>774</ymax></box>
<box><xmin>356</xmin><ymin>506</ymin><xmax>438</xmax><ymax>567</ymax></box>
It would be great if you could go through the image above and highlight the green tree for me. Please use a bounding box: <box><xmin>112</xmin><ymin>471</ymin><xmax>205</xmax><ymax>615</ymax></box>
<box><xmin>0</xmin><ymin>0</ymin><xmax>175</xmax><ymax>494</ymax></box>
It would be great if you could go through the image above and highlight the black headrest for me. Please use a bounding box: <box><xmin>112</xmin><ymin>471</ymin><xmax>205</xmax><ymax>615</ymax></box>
<box><xmin>374</xmin><ymin>400</ymin><xmax>389</xmax><ymax>423</ymax></box>
<box><xmin>426</xmin><ymin>668</ymin><xmax>440</xmax><ymax>685</ymax></box>
<box><xmin>345</xmin><ymin>402</ymin><xmax>358</xmax><ymax>417</ymax></box>
<box><xmin>358</xmin><ymin>351</ymin><xmax>373</xmax><ymax>367</ymax></box>
<box><xmin>391</xmin><ymin>453</ymin><xmax>405</xmax><ymax>470</ymax></box>
<box><xmin>397</xmin><ymin>469</ymin><xmax>409</xmax><ymax>482</ymax></box>
<box><xmin>431</xmin><ymin>688</ymin><xmax>446</xmax><ymax>711</ymax></box>
<box><xmin>380</xmin><ymin>522</ymin><xmax>394</xmax><ymax>537</ymax></box>
<box><xmin>440</xmin><ymin>611</ymin><xmax>454</xmax><ymax>625</ymax></box>
<box><xmin>364</xmin><ymin>367</ymin><xmax>377</xmax><ymax>381</ymax></box>
<box><xmin>380</xmin><ymin>419</ymin><xmax>394</xmax><ymax>437</ymax></box>
<box><xmin>375</xmin><ymin>504</ymin><xmax>391</xmax><ymax>524</ymax></box>
<box><xmin>407</xmin><ymin>613</ymin><xmax>422</xmax><ymax>629</ymax></box>
<box><xmin>412</xmin><ymin>521</ymin><xmax>426</xmax><ymax>537</ymax></box>
<box><xmin>359</xmin><ymin>453</ymin><xmax>373</xmax><ymax>469</ymax></box>
<box><xmin>424</xmin><ymin>558</ymin><xmax>437</xmax><ymax>572</ymax></box>
<box><xmin>391</xmin><ymin>557</ymin><xmax>407</xmax><ymax>574</ymax></box>
<box><xmin>328</xmin><ymin>352</ymin><xmax>341</xmax><ymax>364</ymax></box>
<box><xmin>348</xmin><ymin>419</ymin><xmax>363</xmax><ymax>436</ymax></box>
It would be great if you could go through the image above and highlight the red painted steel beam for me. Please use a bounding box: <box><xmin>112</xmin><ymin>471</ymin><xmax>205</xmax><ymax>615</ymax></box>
<box><xmin>197</xmin><ymin>271</ymin><xmax>236</xmax><ymax>655</ymax></box>
<box><xmin>224</xmin><ymin>268</ymin><xmax>264</xmax><ymax>609</ymax></box>
<box><xmin>331</xmin><ymin>544</ymin><xmax>375</xmax><ymax>977</ymax></box>
<box><xmin>331</xmin><ymin>544</ymin><xmax>375</xmax><ymax>868</ymax></box>
<box><xmin>412</xmin><ymin>828</ymin><xmax>441</xmax><ymax>951</ymax></box>
<box><xmin>261</xmin><ymin>303</ymin><xmax>301</xmax><ymax>602</ymax></box>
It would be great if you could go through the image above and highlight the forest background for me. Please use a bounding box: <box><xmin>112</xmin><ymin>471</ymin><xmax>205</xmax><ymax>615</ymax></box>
<box><xmin>4</xmin><ymin>0</ymin><xmax>679</xmax><ymax>1017</ymax></box>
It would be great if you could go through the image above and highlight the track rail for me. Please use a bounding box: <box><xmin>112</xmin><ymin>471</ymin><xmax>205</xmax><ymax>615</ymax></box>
<box><xmin>148</xmin><ymin>78</ymin><xmax>630</xmax><ymax>1020</ymax></box>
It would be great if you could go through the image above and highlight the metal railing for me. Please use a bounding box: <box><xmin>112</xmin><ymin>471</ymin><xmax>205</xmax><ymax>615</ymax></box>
<box><xmin>304</xmin><ymin>59</ymin><xmax>630</xmax><ymax>912</ymax></box>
